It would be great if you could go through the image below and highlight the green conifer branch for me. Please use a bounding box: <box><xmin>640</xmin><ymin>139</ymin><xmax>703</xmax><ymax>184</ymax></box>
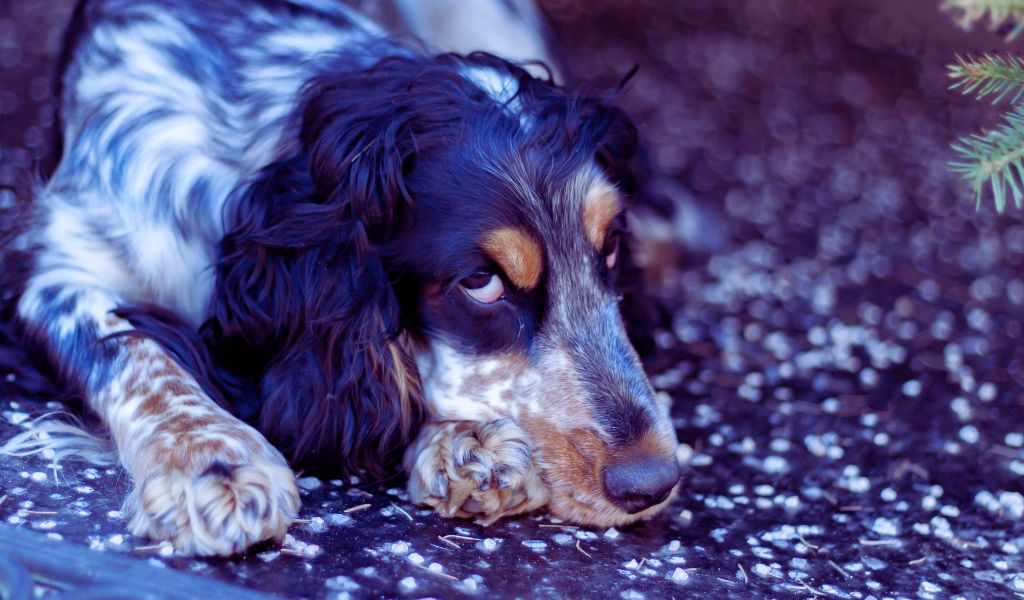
<box><xmin>949</xmin><ymin>53</ymin><xmax>1024</xmax><ymax>103</ymax></box>
<box><xmin>942</xmin><ymin>0</ymin><xmax>1024</xmax><ymax>40</ymax></box>
<box><xmin>949</xmin><ymin>102</ymin><xmax>1024</xmax><ymax>212</ymax></box>
<box><xmin>946</xmin><ymin>50</ymin><xmax>1024</xmax><ymax>211</ymax></box>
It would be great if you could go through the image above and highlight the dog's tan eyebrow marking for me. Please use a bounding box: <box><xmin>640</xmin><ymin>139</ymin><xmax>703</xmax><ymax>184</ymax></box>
<box><xmin>582</xmin><ymin>179</ymin><xmax>621</xmax><ymax>249</ymax></box>
<box><xmin>481</xmin><ymin>227</ymin><xmax>544</xmax><ymax>290</ymax></box>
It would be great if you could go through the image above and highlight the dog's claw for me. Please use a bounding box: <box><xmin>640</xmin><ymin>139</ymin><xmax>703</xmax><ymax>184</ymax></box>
<box><xmin>406</xmin><ymin>419</ymin><xmax>549</xmax><ymax>523</ymax></box>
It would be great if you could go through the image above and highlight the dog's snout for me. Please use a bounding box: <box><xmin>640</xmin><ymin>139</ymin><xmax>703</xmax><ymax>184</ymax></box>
<box><xmin>601</xmin><ymin>454</ymin><xmax>680</xmax><ymax>514</ymax></box>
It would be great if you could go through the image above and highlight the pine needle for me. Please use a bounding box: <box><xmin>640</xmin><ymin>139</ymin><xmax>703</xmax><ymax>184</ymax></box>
<box><xmin>942</xmin><ymin>0</ymin><xmax>1024</xmax><ymax>40</ymax></box>
<box><xmin>949</xmin><ymin>101</ymin><xmax>1024</xmax><ymax>212</ymax></box>
<box><xmin>949</xmin><ymin>54</ymin><xmax>1024</xmax><ymax>104</ymax></box>
<box><xmin>947</xmin><ymin>52</ymin><xmax>1024</xmax><ymax>212</ymax></box>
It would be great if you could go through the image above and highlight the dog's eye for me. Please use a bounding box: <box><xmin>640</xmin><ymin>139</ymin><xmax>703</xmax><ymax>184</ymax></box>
<box><xmin>604</xmin><ymin>233</ymin><xmax>620</xmax><ymax>270</ymax></box>
<box><xmin>460</xmin><ymin>272</ymin><xmax>505</xmax><ymax>304</ymax></box>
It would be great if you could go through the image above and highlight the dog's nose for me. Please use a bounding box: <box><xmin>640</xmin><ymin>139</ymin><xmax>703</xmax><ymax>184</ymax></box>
<box><xmin>602</xmin><ymin>454</ymin><xmax>680</xmax><ymax>514</ymax></box>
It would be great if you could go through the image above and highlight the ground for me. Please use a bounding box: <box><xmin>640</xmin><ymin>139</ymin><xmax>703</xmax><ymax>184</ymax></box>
<box><xmin>2</xmin><ymin>0</ymin><xmax>1024</xmax><ymax>598</ymax></box>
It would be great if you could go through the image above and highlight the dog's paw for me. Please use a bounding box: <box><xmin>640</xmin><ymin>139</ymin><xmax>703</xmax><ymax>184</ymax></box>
<box><xmin>405</xmin><ymin>418</ymin><xmax>548</xmax><ymax>524</ymax></box>
<box><xmin>127</xmin><ymin>459</ymin><xmax>300</xmax><ymax>556</ymax></box>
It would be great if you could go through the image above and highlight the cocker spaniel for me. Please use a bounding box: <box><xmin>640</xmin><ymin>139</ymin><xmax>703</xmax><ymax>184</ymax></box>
<box><xmin>4</xmin><ymin>0</ymin><xmax>680</xmax><ymax>555</ymax></box>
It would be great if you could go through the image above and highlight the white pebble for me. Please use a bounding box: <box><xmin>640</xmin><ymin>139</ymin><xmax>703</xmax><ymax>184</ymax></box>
<box><xmin>324</xmin><ymin>575</ymin><xmax>359</xmax><ymax>592</ymax></box>
<box><xmin>871</xmin><ymin>517</ymin><xmax>899</xmax><ymax>536</ymax></box>
<box><xmin>670</xmin><ymin>567</ymin><xmax>690</xmax><ymax>583</ymax></box>
<box><xmin>763</xmin><ymin>456</ymin><xmax>788</xmax><ymax>474</ymax></box>
<box><xmin>399</xmin><ymin>577</ymin><xmax>416</xmax><ymax>591</ymax></box>
<box><xmin>675</xmin><ymin>444</ymin><xmax>693</xmax><ymax>465</ymax></box>
<box><xmin>959</xmin><ymin>425</ymin><xmax>980</xmax><ymax>444</ymax></box>
<box><xmin>604</xmin><ymin>527</ymin><xmax>620</xmax><ymax>540</ymax></box>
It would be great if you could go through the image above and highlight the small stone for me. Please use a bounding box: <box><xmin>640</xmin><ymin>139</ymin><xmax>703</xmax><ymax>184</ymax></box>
<box><xmin>552</xmin><ymin>533</ymin><xmax>574</xmax><ymax>546</ymax></box>
<box><xmin>399</xmin><ymin>577</ymin><xmax>416</xmax><ymax>591</ymax></box>
<box><xmin>296</xmin><ymin>476</ymin><xmax>322</xmax><ymax>491</ymax></box>
<box><xmin>670</xmin><ymin>567</ymin><xmax>689</xmax><ymax>583</ymax></box>
<box><xmin>871</xmin><ymin>517</ymin><xmax>899</xmax><ymax>536</ymax></box>
<box><xmin>763</xmin><ymin>456</ymin><xmax>788</xmax><ymax>473</ymax></box>
<box><xmin>522</xmin><ymin>540</ymin><xmax>547</xmax><ymax>552</ymax></box>
<box><xmin>325</xmin><ymin>575</ymin><xmax>359</xmax><ymax>592</ymax></box>
<box><xmin>959</xmin><ymin>425</ymin><xmax>980</xmax><ymax>444</ymax></box>
<box><xmin>604</xmin><ymin>527</ymin><xmax>620</xmax><ymax>540</ymax></box>
<box><xmin>675</xmin><ymin>444</ymin><xmax>693</xmax><ymax>464</ymax></box>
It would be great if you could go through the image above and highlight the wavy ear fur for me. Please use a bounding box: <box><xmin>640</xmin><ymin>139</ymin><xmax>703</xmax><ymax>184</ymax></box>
<box><xmin>204</xmin><ymin>53</ymin><xmax>484</xmax><ymax>476</ymax></box>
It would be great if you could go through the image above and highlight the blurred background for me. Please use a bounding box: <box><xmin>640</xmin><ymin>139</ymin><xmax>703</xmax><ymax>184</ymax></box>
<box><xmin>2</xmin><ymin>0</ymin><xmax>1024</xmax><ymax>598</ymax></box>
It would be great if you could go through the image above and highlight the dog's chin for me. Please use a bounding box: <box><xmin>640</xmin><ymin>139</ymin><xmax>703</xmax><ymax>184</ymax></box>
<box><xmin>545</xmin><ymin>484</ymin><xmax>678</xmax><ymax>528</ymax></box>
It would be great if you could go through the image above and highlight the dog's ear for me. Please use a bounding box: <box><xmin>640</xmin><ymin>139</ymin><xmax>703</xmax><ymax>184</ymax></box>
<box><xmin>206</xmin><ymin>55</ymin><xmax>471</xmax><ymax>476</ymax></box>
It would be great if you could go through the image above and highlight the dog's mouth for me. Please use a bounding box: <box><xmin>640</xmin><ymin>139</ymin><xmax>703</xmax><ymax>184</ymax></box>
<box><xmin>526</xmin><ymin>423</ymin><xmax>680</xmax><ymax>527</ymax></box>
<box><xmin>542</xmin><ymin>470</ymin><xmax>679</xmax><ymax>528</ymax></box>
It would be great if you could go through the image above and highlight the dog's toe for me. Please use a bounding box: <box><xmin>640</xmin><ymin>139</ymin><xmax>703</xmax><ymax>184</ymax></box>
<box><xmin>127</xmin><ymin>459</ymin><xmax>299</xmax><ymax>556</ymax></box>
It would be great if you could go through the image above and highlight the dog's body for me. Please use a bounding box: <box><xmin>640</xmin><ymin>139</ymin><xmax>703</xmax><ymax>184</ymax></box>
<box><xmin>7</xmin><ymin>0</ymin><xmax>680</xmax><ymax>556</ymax></box>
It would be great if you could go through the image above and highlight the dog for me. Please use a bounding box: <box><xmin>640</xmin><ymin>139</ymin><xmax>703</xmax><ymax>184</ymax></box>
<box><xmin>3</xmin><ymin>0</ymin><xmax>681</xmax><ymax>556</ymax></box>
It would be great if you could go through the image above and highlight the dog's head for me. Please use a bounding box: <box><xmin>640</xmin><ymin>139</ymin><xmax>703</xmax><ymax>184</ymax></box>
<box><xmin>215</xmin><ymin>50</ymin><xmax>678</xmax><ymax>526</ymax></box>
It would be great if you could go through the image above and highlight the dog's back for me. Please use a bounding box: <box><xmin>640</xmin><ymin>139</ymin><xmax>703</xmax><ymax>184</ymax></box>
<box><xmin>42</xmin><ymin>1</ymin><xmax>383</xmax><ymax>325</ymax></box>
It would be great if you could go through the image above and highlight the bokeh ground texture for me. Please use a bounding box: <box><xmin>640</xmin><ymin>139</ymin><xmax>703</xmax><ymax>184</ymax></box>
<box><xmin>2</xmin><ymin>0</ymin><xmax>1024</xmax><ymax>598</ymax></box>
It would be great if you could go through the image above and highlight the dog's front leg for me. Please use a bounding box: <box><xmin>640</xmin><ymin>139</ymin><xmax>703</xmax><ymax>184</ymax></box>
<box><xmin>404</xmin><ymin>418</ymin><xmax>549</xmax><ymax>524</ymax></box>
<box><xmin>17</xmin><ymin>276</ymin><xmax>299</xmax><ymax>556</ymax></box>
